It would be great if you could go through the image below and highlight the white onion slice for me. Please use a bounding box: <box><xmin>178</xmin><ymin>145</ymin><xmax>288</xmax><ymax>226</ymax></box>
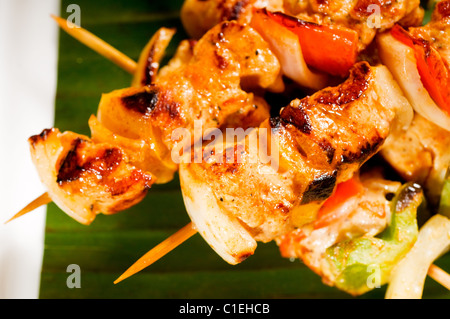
<box><xmin>385</xmin><ymin>214</ymin><xmax>450</xmax><ymax>299</ymax></box>
<box><xmin>179</xmin><ymin>164</ymin><xmax>257</xmax><ymax>265</ymax></box>
<box><xmin>377</xmin><ymin>32</ymin><xmax>450</xmax><ymax>132</ymax></box>
<box><xmin>250</xmin><ymin>11</ymin><xmax>329</xmax><ymax>90</ymax></box>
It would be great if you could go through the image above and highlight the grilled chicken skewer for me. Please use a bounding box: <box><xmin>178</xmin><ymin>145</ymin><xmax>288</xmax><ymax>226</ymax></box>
<box><xmin>5</xmin><ymin>17</ymin><xmax>159</xmax><ymax>224</ymax></box>
<box><xmin>115</xmin><ymin>60</ymin><xmax>413</xmax><ymax>282</ymax></box>
<box><xmin>178</xmin><ymin>61</ymin><xmax>412</xmax><ymax>264</ymax></box>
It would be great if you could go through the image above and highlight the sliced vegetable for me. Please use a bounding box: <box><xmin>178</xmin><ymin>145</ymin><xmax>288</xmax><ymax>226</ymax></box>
<box><xmin>322</xmin><ymin>183</ymin><xmax>423</xmax><ymax>296</ymax></box>
<box><xmin>250</xmin><ymin>9</ymin><xmax>329</xmax><ymax>90</ymax></box>
<box><xmin>439</xmin><ymin>166</ymin><xmax>450</xmax><ymax>218</ymax></box>
<box><xmin>313</xmin><ymin>176</ymin><xmax>364</xmax><ymax>229</ymax></box>
<box><xmin>179</xmin><ymin>163</ymin><xmax>257</xmax><ymax>265</ymax></box>
<box><xmin>385</xmin><ymin>214</ymin><xmax>450</xmax><ymax>299</ymax></box>
<box><xmin>132</xmin><ymin>27</ymin><xmax>176</xmax><ymax>87</ymax></box>
<box><xmin>376</xmin><ymin>31</ymin><xmax>450</xmax><ymax>132</ymax></box>
<box><xmin>266</xmin><ymin>10</ymin><xmax>358</xmax><ymax>77</ymax></box>
<box><xmin>391</xmin><ymin>24</ymin><xmax>450</xmax><ymax>115</ymax></box>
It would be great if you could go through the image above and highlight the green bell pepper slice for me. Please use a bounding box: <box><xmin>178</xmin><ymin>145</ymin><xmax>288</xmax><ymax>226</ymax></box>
<box><xmin>323</xmin><ymin>182</ymin><xmax>424</xmax><ymax>296</ymax></box>
<box><xmin>438</xmin><ymin>166</ymin><xmax>450</xmax><ymax>218</ymax></box>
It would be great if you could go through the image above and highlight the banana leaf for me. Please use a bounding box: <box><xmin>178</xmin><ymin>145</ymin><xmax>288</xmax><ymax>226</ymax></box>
<box><xmin>39</xmin><ymin>0</ymin><xmax>450</xmax><ymax>299</ymax></box>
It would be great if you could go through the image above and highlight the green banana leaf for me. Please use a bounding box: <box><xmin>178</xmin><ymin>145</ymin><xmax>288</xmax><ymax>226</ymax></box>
<box><xmin>39</xmin><ymin>0</ymin><xmax>450</xmax><ymax>299</ymax></box>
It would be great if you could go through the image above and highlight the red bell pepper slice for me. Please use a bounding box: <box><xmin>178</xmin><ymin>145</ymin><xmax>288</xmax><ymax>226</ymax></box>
<box><xmin>391</xmin><ymin>24</ymin><xmax>450</xmax><ymax>115</ymax></box>
<box><xmin>313</xmin><ymin>176</ymin><xmax>364</xmax><ymax>229</ymax></box>
<box><xmin>266</xmin><ymin>10</ymin><xmax>359</xmax><ymax>77</ymax></box>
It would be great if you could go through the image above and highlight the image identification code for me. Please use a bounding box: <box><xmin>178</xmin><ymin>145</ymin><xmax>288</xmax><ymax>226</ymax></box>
<box><xmin>179</xmin><ymin>303</ymin><xmax>270</xmax><ymax>316</ymax></box>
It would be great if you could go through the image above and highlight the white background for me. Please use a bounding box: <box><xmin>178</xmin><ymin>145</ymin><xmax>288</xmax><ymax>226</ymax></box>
<box><xmin>0</xmin><ymin>0</ymin><xmax>60</xmax><ymax>298</ymax></box>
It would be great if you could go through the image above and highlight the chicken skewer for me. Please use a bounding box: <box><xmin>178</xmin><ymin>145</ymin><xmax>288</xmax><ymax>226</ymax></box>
<box><xmin>115</xmin><ymin>3</ymin><xmax>448</xmax><ymax>286</ymax></box>
<box><xmin>5</xmin><ymin>15</ymin><xmax>142</xmax><ymax>224</ymax></box>
<box><xmin>6</xmin><ymin>17</ymin><xmax>283</xmax><ymax>225</ymax></box>
<box><xmin>10</xmin><ymin>5</ymin><xmax>380</xmax><ymax>226</ymax></box>
<box><xmin>113</xmin><ymin>59</ymin><xmax>413</xmax><ymax>279</ymax></box>
<box><xmin>4</xmin><ymin>18</ymin><xmax>140</xmax><ymax>224</ymax></box>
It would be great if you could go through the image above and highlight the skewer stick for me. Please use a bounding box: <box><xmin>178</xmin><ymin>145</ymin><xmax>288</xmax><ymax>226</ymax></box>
<box><xmin>114</xmin><ymin>222</ymin><xmax>198</xmax><ymax>284</ymax></box>
<box><xmin>428</xmin><ymin>264</ymin><xmax>450</xmax><ymax>290</ymax></box>
<box><xmin>113</xmin><ymin>221</ymin><xmax>450</xmax><ymax>292</ymax></box>
<box><xmin>5</xmin><ymin>192</ymin><xmax>51</xmax><ymax>224</ymax></box>
<box><xmin>51</xmin><ymin>15</ymin><xmax>137</xmax><ymax>74</ymax></box>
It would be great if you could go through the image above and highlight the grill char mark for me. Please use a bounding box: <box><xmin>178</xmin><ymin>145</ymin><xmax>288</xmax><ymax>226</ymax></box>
<box><xmin>121</xmin><ymin>88</ymin><xmax>159</xmax><ymax>115</ymax></box>
<box><xmin>279</xmin><ymin>102</ymin><xmax>313</xmax><ymax>135</ymax></box>
<box><xmin>121</xmin><ymin>86</ymin><xmax>181</xmax><ymax>121</ymax></box>
<box><xmin>315</xmin><ymin>62</ymin><xmax>371</xmax><ymax>107</ymax></box>
<box><xmin>301</xmin><ymin>171</ymin><xmax>337</xmax><ymax>204</ymax></box>
<box><xmin>341</xmin><ymin>134</ymin><xmax>385</xmax><ymax>164</ymax></box>
<box><xmin>56</xmin><ymin>138</ymin><xmax>122</xmax><ymax>184</ymax></box>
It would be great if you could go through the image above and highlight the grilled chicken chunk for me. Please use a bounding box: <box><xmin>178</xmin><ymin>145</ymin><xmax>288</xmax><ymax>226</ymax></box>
<box><xmin>96</xmin><ymin>21</ymin><xmax>281</xmax><ymax>161</ymax></box>
<box><xmin>181</xmin><ymin>0</ymin><xmax>284</xmax><ymax>39</ymax></box>
<box><xmin>180</xmin><ymin>61</ymin><xmax>412</xmax><ymax>264</ymax></box>
<box><xmin>381</xmin><ymin>113</ymin><xmax>450</xmax><ymax>207</ymax></box>
<box><xmin>29</xmin><ymin>129</ymin><xmax>154</xmax><ymax>225</ymax></box>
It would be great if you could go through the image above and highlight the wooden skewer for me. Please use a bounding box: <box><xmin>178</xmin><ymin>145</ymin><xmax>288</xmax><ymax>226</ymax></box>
<box><xmin>5</xmin><ymin>192</ymin><xmax>51</xmax><ymax>224</ymax></box>
<box><xmin>114</xmin><ymin>222</ymin><xmax>198</xmax><ymax>284</ymax></box>
<box><xmin>428</xmin><ymin>264</ymin><xmax>450</xmax><ymax>291</ymax></box>
<box><xmin>51</xmin><ymin>15</ymin><xmax>137</xmax><ymax>74</ymax></box>
<box><xmin>112</xmin><ymin>222</ymin><xmax>450</xmax><ymax>291</ymax></box>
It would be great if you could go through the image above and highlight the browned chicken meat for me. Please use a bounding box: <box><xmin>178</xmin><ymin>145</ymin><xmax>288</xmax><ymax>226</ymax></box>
<box><xmin>94</xmin><ymin>20</ymin><xmax>283</xmax><ymax>158</ymax></box>
<box><xmin>381</xmin><ymin>113</ymin><xmax>450</xmax><ymax>207</ymax></box>
<box><xmin>29</xmin><ymin>129</ymin><xmax>154</xmax><ymax>225</ymax></box>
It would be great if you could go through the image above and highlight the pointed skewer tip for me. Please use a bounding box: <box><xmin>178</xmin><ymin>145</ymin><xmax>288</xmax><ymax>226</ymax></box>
<box><xmin>113</xmin><ymin>222</ymin><xmax>197</xmax><ymax>284</ymax></box>
<box><xmin>4</xmin><ymin>192</ymin><xmax>51</xmax><ymax>225</ymax></box>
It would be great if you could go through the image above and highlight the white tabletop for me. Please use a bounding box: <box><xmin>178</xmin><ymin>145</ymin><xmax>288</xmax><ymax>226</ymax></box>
<box><xmin>0</xmin><ymin>0</ymin><xmax>60</xmax><ymax>299</ymax></box>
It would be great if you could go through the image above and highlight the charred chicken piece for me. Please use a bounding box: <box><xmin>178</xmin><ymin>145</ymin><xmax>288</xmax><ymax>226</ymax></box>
<box><xmin>29</xmin><ymin>128</ymin><xmax>154</xmax><ymax>225</ymax></box>
<box><xmin>179</xmin><ymin>61</ymin><xmax>413</xmax><ymax>264</ymax></box>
